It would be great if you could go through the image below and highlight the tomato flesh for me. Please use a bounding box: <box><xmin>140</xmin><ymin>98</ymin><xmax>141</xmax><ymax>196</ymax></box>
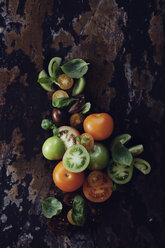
<box><xmin>83</xmin><ymin>171</ymin><xmax>113</xmax><ymax>202</ymax></box>
<box><xmin>63</xmin><ymin>144</ymin><xmax>90</xmax><ymax>173</ymax></box>
<box><xmin>58</xmin><ymin>74</ymin><xmax>74</xmax><ymax>90</ymax></box>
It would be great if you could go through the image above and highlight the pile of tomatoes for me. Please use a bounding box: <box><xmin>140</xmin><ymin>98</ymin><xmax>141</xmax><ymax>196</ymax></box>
<box><xmin>42</xmin><ymin>98</ymin><xmax>114</xmax><ymax>203</ymax></box>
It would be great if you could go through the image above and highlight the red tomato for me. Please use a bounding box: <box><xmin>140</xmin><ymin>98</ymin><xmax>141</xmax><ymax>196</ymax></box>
<box><xmin>83</xmin><ymin>113</ymin><xmax>114</xmax><ymax>140</ymax></box>
<box><xmin>83</xmin><ymin>171</ymin><xmax>113</xmax><ymax>203</ymax></box>
<box><xmin>53</xmin><ymin>161</ymin><xmax>85</xmax><ymax>192</ymax></box>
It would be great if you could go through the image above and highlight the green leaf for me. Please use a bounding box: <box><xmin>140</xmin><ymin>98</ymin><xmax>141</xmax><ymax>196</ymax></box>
<box><xmin>38</xmin><ymin>70</ymin><xmax>48</xmax><ymax>78</ymax></box>
<box><xmin>52</xmin><ymin>97</ymin><xmax>76</xmax><ymax>108</ymax></box>
<box><xmin>48</xmin><ymin>57</ymin><xmax>62</xmax><ymax>77</ymax></box>
<box><xmin>52</xmin><ymin>127</ymin><xmax>60</xmax><ymax>137</ymax></box>
<box><xmin>72</xmin><ymin>195</ymin><xmax>86</xmax><ymax>226</ymax></box>
<box><xmin>75</xmin><ymin>136</ymin><xmax>81</xmax><ymax>142</ymax></box>
<box><xmin>41</xmin><ymin>197</ymin><xmax>63</xmax><ymax>218</ymax></box>
<box><xmin>80</xmin><ymin>102</ymin><xmax>91</xmax><ymax>114</ymax></box>
<box><xmin>81</xmin><ymin>137</ymin><xmax>89</xmax><ymax>144</ymax></box>
<box><xmin>41</xmin><ymin>119</ymin><xmax>54</xmax><ymax>130</ymax></box>
<box><xmin>61</xmin><ymin>58</ymin><xmax>89</xmax><ymax>78</ymax></box>
<box><xmin>111</xmin><ymin>184</ymin><xmax>117</xmax><ymax>192</ymax></box>
<box><xmin>111</xmin><ymin>141</ymin><xmax>133</xmax><ymax>166</ymax></box>
<box><xmin>38</xmin><ymin>71</ymin><xmax>54</xmax><ymax>92</ymax></box>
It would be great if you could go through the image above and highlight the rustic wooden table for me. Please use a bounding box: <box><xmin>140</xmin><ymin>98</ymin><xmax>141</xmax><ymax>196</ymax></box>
<box><xmin>0</xmin><ymin>0</ymin><xmax>164</xmax><ymax>247</ymax></box>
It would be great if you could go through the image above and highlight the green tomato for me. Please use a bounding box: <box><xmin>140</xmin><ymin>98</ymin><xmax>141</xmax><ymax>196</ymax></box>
<box><xmin>42</xmin><ymin>136</ymin><xmax>65</xmax><ymax>160</ymax></box>
<box><xmin>88</xmin><ymin>143</ymin><xmax>109</xmax><ymax>170</ymax></box>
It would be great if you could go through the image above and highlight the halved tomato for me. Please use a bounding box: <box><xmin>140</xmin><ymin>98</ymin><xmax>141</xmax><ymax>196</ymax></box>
<box><xmin>58</xmin><ymin>74</ymin><xmax>74</xmax><ymax>90</ymax></box>
<box><xmin>83</xmin><ymin>171</ymin><xmax>113</xmax><ymax>203</ymax></box>
<box><xmin>58</xmin><ymin>126</ymin><xmax>80</xmax><ymax>149</ymax></box>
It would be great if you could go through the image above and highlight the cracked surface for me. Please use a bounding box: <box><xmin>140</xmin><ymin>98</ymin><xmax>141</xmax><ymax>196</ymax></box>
<box><xmin>0</xmin><ymin>0</ymin><xmax>165</xmax><ymax>247</ymax></box>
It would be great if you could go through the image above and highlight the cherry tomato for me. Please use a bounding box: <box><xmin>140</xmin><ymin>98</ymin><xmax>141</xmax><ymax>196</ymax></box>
<box><xmin>83</xmin><ymin>171</ymin><xmax>113</xmax><ymax>203</ymax></box>
<box><xmin>80</xmin><ymin>133</ymin><xmax>94</xmax><ymax>151</ymax></box>
<box><xmin>53</xmin><ymin>161</ymin><xmax>85</xmax><ymax>192</ymax></box>
<box><xmin>70</xmin><ymin>113</ymin><xmax>85</xmax><ymax>130</ymax></box>
<box><xmin>83</xmin><ymin>113</ymin><xmax>114</xmax><ymax>140</ymax></box>
<box><xmin>58</xmin><ymin>74</ymin><xmax>74</xmax><ymax>90</ymax></box>
<box><xmin>52</xmin><ymin>90</ymin><xmax>69</xmax><ymax>102</ymax></box>
<box><xmin>52</xmin><ymin>108</ymin><xmax>68</xmax><ymax>126</ymax></box>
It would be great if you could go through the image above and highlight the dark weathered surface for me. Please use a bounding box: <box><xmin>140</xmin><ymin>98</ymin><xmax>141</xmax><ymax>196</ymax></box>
<box><xmin>0</xmin><ymin>0</ymin><xmax>165</xmax><ymax>247</ymax></box>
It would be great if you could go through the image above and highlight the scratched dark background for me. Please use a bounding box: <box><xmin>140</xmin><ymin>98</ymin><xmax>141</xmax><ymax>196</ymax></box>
<box><xmin>0</xmin><ymin>0</ymin><xmax>165</xmax><ymax>247</ymax></box>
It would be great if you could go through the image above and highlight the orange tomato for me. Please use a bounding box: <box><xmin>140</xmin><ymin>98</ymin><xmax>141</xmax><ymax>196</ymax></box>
<box><xmin>83</xmin><ymin>170</ymin><xmax>113</xmax><ymax>203</ymax></box>
<box><xmin>53</xmin><ymin>161</ymin><xmax>85</xmax><ymax>192</ymax></box>
<box><xmin>83</xmin><ymin>113</ymin><xmax>114</xmax><ymax>140</ymax></box>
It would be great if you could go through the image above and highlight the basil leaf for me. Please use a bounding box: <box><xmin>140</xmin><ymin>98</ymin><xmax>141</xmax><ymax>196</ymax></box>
<box><xmin>41</xmin><ymin>119</ymin><xmax>54</xmax><ymax>130</ymax></box>
<box><xmin>38</xmin><ymin>71</ymin><xmax>55</xmax><ymax>92</ymax></box>
<box><xmin>111</xmin><ymin>184</ymin><xmax>117</xmax><ymax>192</ymax></box>
<box><xmin>80</xmin><ymin>102</ymin><xmax>91</xmax><ymax>114</ymax></box>
<box><xmin>38</xmin><ymin>69</ymin><xmax>48</xmax><ymax>78</ymax></box>
<box><xmin>81</xmin><ymin>137</ymin><xmax>89</xmax><ymax>143</ymax></box>
<box><xmin>52</xmin><ymin>97</ymin><xmax>76</xmax><ymax>108</ymax></box>
<box><xmin>75</xmin><ymin>136</ymin><xmax>81</xmax><ymax>142</ymax></box>
<box><xmin>61</xmin><ymin>59</ymin><xmax>89</xmax><ymax>78</ymax></box>
<box><xmin>111</xmin><ymin>141</ymin><xmax>133</xmax><ymax>166</ymax></box>
<box><xmin>52</xmin><ymin>127</ymin><xmax>60</xmax><ymax>137</ymax></box>
<box><xmin>48</xmin><ymin>57</ymin><xmax>62</xmax><ymax>77</ymax></box>
<box><xmin>72</xmin><ymin>195</ymin><xmax>86</xmax><ymax>226</ymax></box>
<box><xmin>41</xmin><ymin>197</ymin><xmax>62</xmax><ymax>218</ymax></box>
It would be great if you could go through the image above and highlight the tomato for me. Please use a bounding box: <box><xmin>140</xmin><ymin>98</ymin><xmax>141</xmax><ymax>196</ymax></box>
<box><xmin>83</xmin><ymin>171</ymin><xmax>113</xmax><ymax>203</ymax></box>
<box><xmin>67</xmin><ymin>209</ymin><xmax>76</xmax><ymax>225</ymax></box>
<box><xmin>107</xmin><ymin>160</ymin><xmax>133</xmax><ymax>184</ymax></box>
<box><xmin>80</xmin><ymin>133</ymin><xmax>94</xmax><ymax>151</ymax></box>
<box><xmin>53</xmin><ymin>161</ymin><xmax>85</xmax><ymax>192</ymax></box>
<box><xmin>58</xmin><ymin>74</ymin><xmax>74</xmax><ymax>90</ymax></box>
<box><xmin>83</xmin><ymin>113</ymin><xmax>114</xmax><ymax>140</ymax></box>
<box><xmin>42</xmin><ymin>136</ymin><xmax>65</xmax><ymax>160</ymax></box>
<box><xmin>70</xmin><ymin>113</ymin><xmax>85</xmax><ymax>130</ymax></box>
<box><xmin>63</xmin><ymin>144</ymin><xmax>90</xmax><ymax>173</ymax></box>
<box><xmin>52</xmin><ymin>108</ymin><xmax>68</xmax><ymax>126</ymax></box>
<box><xmin>58</xmin><ymin>126</ymin><xmax>80</xmax><ymax>149</ymax></box>
<box><xmin>88</xmin><ymin>143</ymin><xmax>109</xmax><ymax>170</ymax></box>
<box><xmin>52</xmin><ymin>90</ymin><xmax>69</xmax><ymax>102</ymax></box>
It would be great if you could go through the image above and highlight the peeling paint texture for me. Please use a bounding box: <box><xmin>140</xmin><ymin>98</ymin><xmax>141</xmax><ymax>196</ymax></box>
<box><xmin>0</xmin><ymin>0</ymin><xmax>165</xmax><ymax>247</ymax></box>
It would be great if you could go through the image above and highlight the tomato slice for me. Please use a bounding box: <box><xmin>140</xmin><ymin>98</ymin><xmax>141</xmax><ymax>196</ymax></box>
<box><xmin>107</xmin><ymin>160</ymin><xmax>133</xmax><ymax>184</ymax></box>
<box><xmin>67</xmin><ymin>209</ymin><xmax>76</xmax><ymax>225</ymax></box>
<box><xmin>132</xmin><ymin>158</ymin><xmax>151</xmax><ymax>175</ymax></box>
<box><xmin>83</xmin><ymin>171</ymin><xmax>113</xmax><ymax>203</ymax></box>
<box><xmin>63</xmin><ymin>144</ymin><xmax>90</xmax><ymax>173</ymax></box>
<box><xmin>72</xmin><ymin>77</ymin><xmax>86</xmax><ymax>96</ymax></box>
<box><xmin>52</xmin><ymin>90</ymin><xmax>69</xmax><ymax>102</ymax></box>
<box><xmin>58</xmin><ymin>74</ymin><xmax>74</xmax><ymax>90</ymax></box>
<box><xmin>58</xmin><ymin>126</ymin><xmax>80</xmax><ymax>149</ymax></box>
